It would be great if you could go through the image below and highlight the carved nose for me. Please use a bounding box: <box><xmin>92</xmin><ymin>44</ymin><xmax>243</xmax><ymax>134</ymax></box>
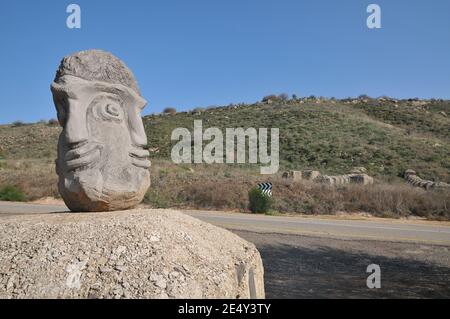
<box><xmin>129</xmin><ymin>109</ymin><xmax>148</xmax><ymax>147</ymax></box>
<box><xmin>64</xmin><ymin>102</ymin><xmax>88</xmax><ymax>145</ymax></box>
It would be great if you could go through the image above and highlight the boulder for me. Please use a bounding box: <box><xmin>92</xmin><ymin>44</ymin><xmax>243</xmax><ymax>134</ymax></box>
<box><xmin>349</xmin><ymin>174</ymin><xmax>374</xmax><ymax>185</ymax></box>
<box><xmin>404</xmin><ymin>169</ymin><xmax>450</xmax><ymax>190</ymax></box>
<box><xmin>314</xmin><ymin>173</ymin><xmax>374</xmax><ymax>186</ymax></box>
<box><xmin>405</xmin><ymin>169</ymin><xmax>417</xmax><ymax>177</ymax></box>
<box><xmin>0</xmin><ymin>209</ymin><xmax>265</xmax><ymax>299</ymax></box>
<box><xmin>314</xmin><ymin>175</ymin><xmax>334</xmax><ymax>185</ymax></box>
<box><xmin>302</xmin><ymin>170</ymin><xmax>321</xmax><ymax>181</ymax></box>
<box><xmin>282</xmin><ymin>170</ymin><xmax>302</xmax><ymax>182</ymax></box>
<box><xmin>350</xmin><ymin>167</ymin><xmax>367</xmax><ymax>174</ymax></box>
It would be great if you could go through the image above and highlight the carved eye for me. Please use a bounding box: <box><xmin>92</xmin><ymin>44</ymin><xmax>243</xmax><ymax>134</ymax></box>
<box><xmin>106</xmin><ymin>104</ymin><xmax>120</xmax><ymax>117</ymax></box>
<box><xmin>99</xmin><ymin>102</ymin><xmax>123</xmax><ymax>122</ymax></box>
<box><xmin>92</xmin><ymin>96</ymin><xmax>124</xmax><ymax>123</ymax></box>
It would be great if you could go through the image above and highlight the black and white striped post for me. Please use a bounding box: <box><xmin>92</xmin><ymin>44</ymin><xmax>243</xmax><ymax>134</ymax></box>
<box><xmin>257</xmin><ymin>183</ymin><xmax>273</xmax><ymax>197</ymax></box>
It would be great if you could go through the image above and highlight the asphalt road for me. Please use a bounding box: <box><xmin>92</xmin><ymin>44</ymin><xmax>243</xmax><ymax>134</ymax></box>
<box><xmin>1</xmin><ymin>201</ymin><xmax>450</xmax><ymax>298</ymax></box>
<box><xmin>1</xmin><ymin>201</ymin><xmax>450</xmax><ymax>245</ymax></box>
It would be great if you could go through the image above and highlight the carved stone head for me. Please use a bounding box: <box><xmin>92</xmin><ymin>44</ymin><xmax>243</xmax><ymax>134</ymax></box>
<box><xmin>51</xmin><ymin>50</ymin><xmax>150</xmax><ymax>211</ymax></box>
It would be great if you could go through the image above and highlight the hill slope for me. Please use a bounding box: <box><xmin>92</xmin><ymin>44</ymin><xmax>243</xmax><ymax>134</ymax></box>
<box><xmin>1</xmin><ymin>98</ymin><xmax>449</xmax><ymax>219</ymax></box>
<box><xmin>144</xmin><ymin>99</ymin><xmax>450</xmax><ymax>182</ymax></box>
<box><xmin>1</xmin><ymin>99</ymin><xmax>449</xmax><ymax>182</ymax></box>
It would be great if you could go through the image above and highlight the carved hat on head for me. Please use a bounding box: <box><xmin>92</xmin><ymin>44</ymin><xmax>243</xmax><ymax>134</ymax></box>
<box><xmin>54</xmin><ymin>49</ymin><xmax>141</xmax><ymax>96</ymax></box>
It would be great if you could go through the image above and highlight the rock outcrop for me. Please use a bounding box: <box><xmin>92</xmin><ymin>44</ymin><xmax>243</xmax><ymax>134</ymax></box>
<box><xmin>350</xmin><ymin>167</ymin><xmax>367</xmax><ymax>174</ymax></box>
<box><xmin>314</xmin><ymin>173</ymin><xmax>373</xmax><ymax>186</ymax></box>
<box><xmin>282</xmin><ymin>168</ymin><xmax>374</xmax><ymax>186</ymax></box>
<box><xmin>281</xmin><ymin>170</ymin><xmax>303</xmax><ymax>182</ymax></box>
<box><xmin>0</xmin><ymin>209</ymin><xmax>265</xmax><ymax>299</ymax></box>
<box><xmin>349</xmin><ymin>174</ymin><xmax>374</xmax><ymax>185</ymax></box>
<box><xmin>404</xmin><ymin>170</ymin><xmax>450</xmax><ymax>190</ymax></box>
<box><xmin>301</xmin><ymin>170</ymin><xmax>321</xmax><ymax>181</ymax></box>
<box><xmin>282</xmin><ymin>170</ymin><xmax>320</xmax><ymax>182</ymax></box>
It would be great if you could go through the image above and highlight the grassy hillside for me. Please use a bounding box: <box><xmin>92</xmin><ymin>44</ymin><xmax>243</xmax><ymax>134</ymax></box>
<box><xmin>145</xmin><ymin>99</ymin><xmax>450</xmax><ymax>182</ymax></box>
<box><xmin>1</xmin><ymin>98</ymin><xmax>449</xmax><ymax>220</ymax></box>
<box><xmin>1</xmin><ymin>98</ymin><xmax>449</xmax><ymax>182</ymax></box>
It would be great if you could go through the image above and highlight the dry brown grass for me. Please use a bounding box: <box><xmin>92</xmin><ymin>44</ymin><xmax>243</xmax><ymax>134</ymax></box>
<box><xmin>1</xmin><ymin>159</ymin><xmax>448</xmax><ymax>220</ymax></box>
<box><xmin>0</xmin><ymin>159</ymin><xmax>59</xmax><ymax>200</ymax></box>
<box><xmin>272</xmin><ymin>182</ymin><xmax>450</xmax><ymax>220</ymax></box>
<box><xmin>144</xmin><ymin>161</ymin><xmax>450</xmax><ymax>220</ymax></box>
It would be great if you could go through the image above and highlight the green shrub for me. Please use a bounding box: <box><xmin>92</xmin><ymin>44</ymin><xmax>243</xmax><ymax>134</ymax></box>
<box><xmin>144</xmin><ymin>191</ymin><xmax>170</xmax><ymax>208</ymax></box>
<box><xmin>248</xmin><ymin>187</ymin><xmax>273</xmax><ymax>214</ymax></box>
<box><xmin>193</xmin><ymin>107</ymin><xmax>205</xmax><ymax>113</ymax></box>
<box><xmin>12</xmin><ymin>121</ymin><xmax>25</xmax><ymax>127</ymax></box>
<box><xmin>47</xmin><ymin>118</ymin><xmax>59</xmax><ymax>126</ymax></box>
<box><xmin>0</xmin><ymin>185</ymin><xmax>26</xmax><ymax>202</ymax></box>
<box><xmin>261</xmin><ymin>94</ymin><xmax>279</xmax><ymax>103</ymax></box>
<box><xmin>278</xmin><ymin>93</ymin><xmax>289</xmax><ymax>101</ymax></box>
<box><xmin>163</xmin><ymin>107</ymin><xmax>177</xmax><ymax>115</ymax></box>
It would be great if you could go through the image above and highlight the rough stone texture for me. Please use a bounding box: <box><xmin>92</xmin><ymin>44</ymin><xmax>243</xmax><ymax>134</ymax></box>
<box><xmin>282</xmin><ymin>170</ymin><xmax>302</xmax><ymax>182</ymax></box>
<box><xmin>54</xmin><ymin>49</ymin><xmax>141</xmax><ymax>95</ymax></box>
<box><xmin>314</xmin><ymin>174</ymin><xmax>374</xmax><ymax>186</ymax></box>
<box><xmin>405</xmin><ymin>170</ymin><xmax>450</xmax><ymax>190</ymax></box>
<box><xmin>283</xmin><ymin>169</ymin><xmax>374</xmax><ymax>186</ymax></box>
<box><xmin>314</xmin><ymin>175</ymin><xmax>339</xmax><ymax>186</ymax></box>
<box><xmin>0</xmin><ymin>209</ymin><xmax>265</xmax><ymax>299</ymax></box>
<box><xmin>301</xmin><ymin>170</ymin><xmax>321</xmax><ymax>181</ymax></box>
<box><xmin>349</xmin><ymin>174</ymin><xmax>374</xmax><ymax>186</ymax></box>
<box><xmin>350</xmin><ymin>167</ymin><xmax>367</xmax><ymax>174</ymax></box>
<box><xmin>51</xmin><ymin>50</ymin><xmax>150</xmax><ymax>211</ymax></box>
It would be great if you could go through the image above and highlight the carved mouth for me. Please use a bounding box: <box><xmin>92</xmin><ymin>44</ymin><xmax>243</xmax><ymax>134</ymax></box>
<box><xmin>129</xmin><ymin>148</ymin><xmax>151</xmax><ymax>169</ymax></box>
<box><xmin>64</xmin><ymin>142</ymin><xmax>101</xmax><ymax>172</ymax></box>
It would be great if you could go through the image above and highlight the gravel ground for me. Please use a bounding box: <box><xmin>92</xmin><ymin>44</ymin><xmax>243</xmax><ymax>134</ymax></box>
<box><xmin>232</xmin><ymin>230</ymin><xmax>450</xmax><ymax>299</ymax></box>
<box><xmin>0</xmin><ymin>210</ymin><xmax>265</xmax><ymax>299</ymax></box>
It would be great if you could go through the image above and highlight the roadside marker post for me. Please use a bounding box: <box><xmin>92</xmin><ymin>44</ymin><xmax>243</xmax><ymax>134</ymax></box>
<box><xmin>257</xmin><ymin>183</ymin><xmax>273</xmax><ymax>197</ymax></box>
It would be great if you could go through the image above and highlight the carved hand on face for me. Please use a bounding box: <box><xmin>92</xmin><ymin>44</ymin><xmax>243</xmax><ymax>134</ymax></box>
<box><xmin>52</xmin><ymin>75</ymin><xmax>151</xmax><ymax>211</ymax></box>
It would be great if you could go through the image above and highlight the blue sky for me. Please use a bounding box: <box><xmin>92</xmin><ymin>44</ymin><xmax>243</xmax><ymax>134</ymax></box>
<box><xmin>0</xmin><ymin>0</ymin><xmax>449</xmax><ymax>124</ymax></box>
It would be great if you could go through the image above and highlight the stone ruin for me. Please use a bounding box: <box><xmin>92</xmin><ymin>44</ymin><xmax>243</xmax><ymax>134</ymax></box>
<box><xmin>51</xmin><ymin>50</ymin><xmax>151</xmax><ymax>212</ymax></box>
<box><xmin>282</xmin><ymin>167</ymin><xmax>374</xmax><ymax>186</ymax></box>
<box><xmin>282</xmin><ymin>169</ymin><xmax>321</xmax><ymax>182</ymax></box>
<box><xmin>404</xmin><ymin>169</ymin><xmax>450</xmax><ymax>190</ymax></box>
<box><xmin>281</xmin><ymin>170</ymin><xmax>303</xmax><ymax>182</ymax></box>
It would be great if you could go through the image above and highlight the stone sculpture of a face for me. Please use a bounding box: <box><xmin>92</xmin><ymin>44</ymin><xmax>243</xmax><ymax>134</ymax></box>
<box><xmin>51</xmin><ymin>50</ymin><xmax>150</xmax><ymax>211</ymax></box>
